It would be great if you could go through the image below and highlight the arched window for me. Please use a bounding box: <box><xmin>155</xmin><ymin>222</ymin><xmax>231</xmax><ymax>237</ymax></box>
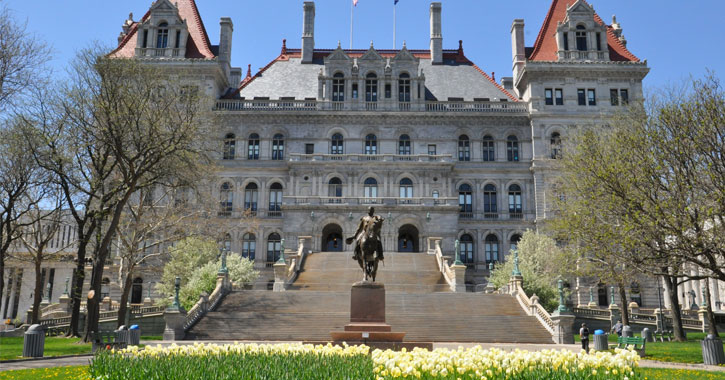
<box><xmin>101</xmin><ymin>277</ymin><xmax>111</xmax><ymax>299</ymax></box>
<box><xmin>223</xmin><ymin>133</ymin><xmax>236</xmax><ymax>160</ymax></box>
<box><xmin>432</xmin><ymin>190</ymin><xmax>440</xmax><ymax>204</ymax></box>
<box><xmin>267</xmin><ymin>233</ymin><xmax>281</xmax><ymax>263</ymax></box>
<box><xmin>365</xmin><ymin>73</ymin><xmax>378</xmax><ymax>102</ymax></box>
<box><xmin>332</xmin><ymin>72</ymin><xmax>345</xmax><ymax>102</ymax></box>
<box><xmin>364</xmin><ymin>177</ymin><xmax>378</xmax><ymax>201</ymax></box>
<box><xmin>460</xmin><ymin>234</ymin><xmax>474</xmax><ymax>264</ymax></box>
<box><xmin>223</xmin><ymin>233</ymin><xmax>232</xmax><ymax>252</ymax></box>
<box><xmin>576</xmin><ymin>25</ymin><xmax>588</xmax><ymax>51</ymax></box>
<box><xmin>248</xmin><ymin>133</ymin><xmax>260</xmax><ymax>160</ymax></box>
<box><xmin>398</xmin><ymin>134</ymin><xmax>411</xmax><ymax>156</ymax></box>
<box><xmin>483</xmin><ymin>184</ymin><xmax>498</xmax><ymax>217</ymax></box>
<box><xmin>510</xmin><ymin>234</ymin><xmax>522</xmax><ymax>255</ymax></box>
<box><xmin>458</xmin><ymin>184</ymin><xmax>473</xmax><ymax>217</ymax></box>
<box><xmin>131</xmin><ymin>277</ymin><xmax>143</xmax><ymax>304</ymax></box>
<box><xmin>507</xmin><ymin>135</ymin><xmax>519</xmax><ymax>162</ymax></box>
<box><xmin>156</xmin><ymin>22</ymin><xmax>169</xmax><ymax>49</ymax></box>
<box><xmin>482</xmin><ymin>135</ymin><xmax>495</xmax><ymax>162</ymax></box>
<box><xmin>328</xmin><ymin>177</ymin><xmax>343</xmax><ymax>203</ymax></box>
<box><xmin>219</xmin><ymin>182</ymin><xmax>233</xmax><ymax>217</ymax></box>
<box><xmin>365</xmin><ymin>134</ymin><xmax>377</xmax><ymax>155</ymax></box>
<box><xmin>272</xmin><ymin>134</ymin><xmax>284</xmax><ymax>160</ymax></box>
<box><xmin>242</xmin><ymin>233</ymin><xmax>256</xmax><ymax>260</ymax></box>
<box><xmin>398</xmin><ymin>73</ymin><xmax>411</xmax><ymax>102</ymax></box>
<box><xmin>485</xmin><ymin>235</ymin><xmax>500</xmax><ymax>263</ymax></box>
<box><xmin>399</xmin><ymin>178</ymin><xmax>413</xmax><ymax>201</ymax></box>
<box><xmin>458</xmin><ymin>135</ymin><xmax>470</xmax><ymax>161</ymax></box>
<box><xmin>268</xmin><ymin>183</ymin><xmax>283</xmax><ymax>214</ymax></box>
<box><xmin>244</xmin><ymin>183</ymin><xmax>258</xmax><ymax>212</ymax></box>
<box><xmin>331</xmin><ymin>133</ymin><xmax>344</xmax><ymax>156</ymax></box>
<box><xmin>550</xmin><ymin>132</ymin><xmax>562</xmax><ymax>159</ymax></box>
<box><xmin>508</xmin><ymin>184</ymin><xmax>522</xmax><ymax>217</ymax></box>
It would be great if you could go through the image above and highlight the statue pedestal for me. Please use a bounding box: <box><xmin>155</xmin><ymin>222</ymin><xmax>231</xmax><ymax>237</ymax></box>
<box><xmin>331</xmin><ymin>282</ymin><xmax>421</xmax><ymax>349</ymax></box>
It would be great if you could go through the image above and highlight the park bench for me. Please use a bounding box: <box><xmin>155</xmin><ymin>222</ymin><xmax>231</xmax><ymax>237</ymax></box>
<box><xmin>653</xmin><ymin>330</ymin><xmax>673</xmax><ymax>342</ymax></box>
<box><xmin>91</xmin><ymin>331</ymin><xmax>127</xmax><ymax>353</ymax></box>
<box><xmin>615</xmin><ymin>336</ymin><xmax>646</xmax><ymax>356</ymax></box>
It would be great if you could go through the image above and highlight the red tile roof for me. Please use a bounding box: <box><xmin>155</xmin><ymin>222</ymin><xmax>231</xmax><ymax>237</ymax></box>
<box><xmin>528</xmin><ymin>0</ymin><xmax>639</xmax><ymax>62</ymax></box>
<box><xmin>109</xmin><ymin>0</ymin><xmax>215</xmax><ymax>59</ymax></box>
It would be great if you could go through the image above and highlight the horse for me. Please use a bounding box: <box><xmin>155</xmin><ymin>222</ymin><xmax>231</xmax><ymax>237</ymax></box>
<box><xmin>348</xmin><ymin>215</ymin><xmax>384</xmax><ymax>282</ymax></box>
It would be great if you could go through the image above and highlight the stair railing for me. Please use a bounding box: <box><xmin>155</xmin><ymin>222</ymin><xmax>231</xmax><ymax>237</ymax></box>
<box><xmin>285</xmin><ymin>237</ymin><xmax>311</xmax><ymax>285</ymax></box>
<box><xmin>184</xmin><ymin>272</ymin><xmax>231</xmax><ymax>331</ymax></box>
<box><xmin>512</xmin><ymin>280</ymin><xmax>556</xmax><ymax>335</ymax></box>
<box><xmin>428</xmin><ymin>237</ymin><xmax>456</xmax><ymax>291</ymax></box>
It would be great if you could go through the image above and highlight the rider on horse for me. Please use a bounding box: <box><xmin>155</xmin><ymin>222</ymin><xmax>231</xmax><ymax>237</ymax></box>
<box><xmin>346</xmin><ymin>206</ymin><xmax>385</xmax><ymax>262</ymax></box>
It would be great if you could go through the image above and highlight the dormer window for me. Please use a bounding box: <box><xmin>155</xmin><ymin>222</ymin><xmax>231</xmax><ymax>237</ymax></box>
<box><xmin>332</xmin><ymin>73</ymin><xmax>344</xmax><ymax>102</ymax></box>
<box><xmin>365</xmin><ymin>73</ymin><xmax>378</xmax><ymax>102</ymax></box>
<box><xmin>399</xmin><ymin>73</ymin><xmax>411</xmax><ymax>102</ymax></box>
<box><xmin>575</xmin><ymin>25</ymin><xmax>587</xmax><ymax>51</ymax></box>
<box><xmin>156</xmin><ymin>22</ymin><xmax>169</xmax><ymax>49</ymax></box>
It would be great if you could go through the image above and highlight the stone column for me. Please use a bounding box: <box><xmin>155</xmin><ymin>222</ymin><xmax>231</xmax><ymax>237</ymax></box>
<box><xmin>712</xmin><ymin>279</ymin><xmax>722</xmax><ymax>311</ymax></box>
<box><xmin>609</xmin><ymin>304</ymin><xmax>621</xmax><ymax>331</ymax></box>
<box><xmin>273</xmin><ymin>261</ymin><xmax>287</xmax><ymax>292</ymax></box>
<box><xmin>163</xmin><ymin>277</ymin><xmax>187</xmax><ymax>341</ymax></box>
<box><xmin>698</xmin><ymin>309</ymin><xmax>710</xmax><ymax>333</ymax></box>
<box><xmin>551</xmin><ymin>313</ymin><xmax>576</xmax><ymax>344</ymax></box>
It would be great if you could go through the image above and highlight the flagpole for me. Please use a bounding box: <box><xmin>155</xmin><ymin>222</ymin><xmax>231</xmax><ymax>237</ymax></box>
<box><xmin>350</xmin><ymin>1</ymin><xmax>354</xmax><ymax>49</ymax></box>
<box><xmin>393</xmin><ymin>3</ymin><xmax>396</xmax><ymax>49</ymax></box>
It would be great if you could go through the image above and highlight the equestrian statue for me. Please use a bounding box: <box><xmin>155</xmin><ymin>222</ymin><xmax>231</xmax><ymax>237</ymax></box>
<box><xmin>345</xmin><ymin>207</ymin><xmax>385</xmax><ymax>282</ymax></box>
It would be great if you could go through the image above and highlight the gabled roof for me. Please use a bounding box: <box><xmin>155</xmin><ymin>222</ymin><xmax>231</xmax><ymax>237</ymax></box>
<box><xmin>528</xmin><ymin>0</ymin><xmax>639</xmax><ymax>62</ymax></box>
<box><xmin>109</xmin><ymin>0</ymin><xmax>215</xmax><ymax>59</ymax></box>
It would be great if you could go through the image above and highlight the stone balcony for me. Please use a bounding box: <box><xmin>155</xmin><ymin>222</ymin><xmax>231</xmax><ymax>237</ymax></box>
<box><xmin>289</xmin><ymin>153</ymin><xmax>455</xmax><ymax>163</ymax></box>
<box><xmin>215</xmin><ymin>99</ymin><xmax>527</xmax><ymax>113</ymax></box>
<box><xmin>283</xmin><ymin>196</ymin><xmax>458</xmax><ymax>208</ymax></box>
<box><xmin>458</xmin><ymin>211</ymin><xmax>536</xmax><ymax>222</ymax></box>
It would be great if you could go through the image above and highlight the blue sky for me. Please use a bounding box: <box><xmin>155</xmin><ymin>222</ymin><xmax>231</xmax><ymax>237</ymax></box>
<box><xmin>6</xmin><ymin>0</ymin><xmax>724</xmax><ymax>90</ymax></box>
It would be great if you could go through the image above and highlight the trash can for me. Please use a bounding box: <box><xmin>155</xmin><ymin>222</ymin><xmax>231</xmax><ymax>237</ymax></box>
<box><xmin>642</xmin><ymin>328</ymin><xmax>654</xmax><ymax>343</ymax></box>
<box><xmin>701</xmin><ymin>335</ymin><xmax>725</xmax><ymax>365</ymax></box>
<box><xmin>594</xmin><ymin>331</ymin><xmax>609</xmax><ymax>351</ymax></box>
<box><xmin>23</xmin><ymin>324</ymin><xmax>45</xmax><ymax>358</ymax></box>
<box><xmin>115</xmin><ymin>325</ymin><xmax>129</xmax><ymax>347</ymax></box>
<box><xmin>128</xmin><ymin>325</ymin><xmax>140</xmax><ymax>346</ymax></box>
<box><xmin>622</xmin><ymin>325</ymin><xmax>633</xmax><ymax>337</ymax></box>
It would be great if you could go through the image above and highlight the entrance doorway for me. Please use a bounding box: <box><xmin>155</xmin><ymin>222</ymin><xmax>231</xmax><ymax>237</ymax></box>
<box><xmin>131</xmin><ymin>277</ymin><xmax>143</xmax><ymax>304</ymax></box>
<box><xmin>322</xmin><ymin>223</ymin><xmax>344</xmax><ymax>252</ymax></box>
<box><xmin>397</xmin><ymin>224</ymin><xmax>419</xmax><ymax>252</ymax></box>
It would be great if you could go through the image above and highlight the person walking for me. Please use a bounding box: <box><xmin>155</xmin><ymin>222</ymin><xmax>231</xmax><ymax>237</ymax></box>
<box><xmin>580</xmin><ymin>323</ymin><xmax>590</xmax><ymax>353</ymax></box>
<box><xmin>611</xmin><ymin>320</ymin><xmax>623</xmax><ymax>337</ymax></box>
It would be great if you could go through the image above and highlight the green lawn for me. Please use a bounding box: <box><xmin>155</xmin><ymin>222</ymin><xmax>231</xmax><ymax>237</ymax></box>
<box><xmin>0</xmin><ymin>337</ymin><xmax>92</xmax><ymax>361</ymax></box>
<box><xmin>638</xmin><ymin>367</ymin><xmax>725</xmax><ymax>380</ymax></box>
<box><xmin>576</xmin><ymin>332</ymin><xmax>721</xmax><ymax>364</ymax></box>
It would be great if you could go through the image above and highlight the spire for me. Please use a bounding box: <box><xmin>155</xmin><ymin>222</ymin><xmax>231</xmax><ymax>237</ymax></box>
<box><xmin>458</xmin><ymin>40</ymin><xmax>464</xmax><ymax>56</ymax></box>
<box><xmin>281</xmin><ymin>39</ymin><xmax>287</xmax><ymax>55</ymax></box>
<box><xmin>246</xmin><ymin>64</ymin><xmax>252</xmax><ymax>79</ymax></box>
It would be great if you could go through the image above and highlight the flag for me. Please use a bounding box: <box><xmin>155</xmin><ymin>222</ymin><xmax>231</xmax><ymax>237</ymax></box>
<box><xmin>353</xmin><ymin>0</ymin><xmax>358</xmax><ymax>6</ymax></box>
<box><xmin>394</xmin><ymin>0</ymin><xmax>399</xmax><ymax>4</ymax></box>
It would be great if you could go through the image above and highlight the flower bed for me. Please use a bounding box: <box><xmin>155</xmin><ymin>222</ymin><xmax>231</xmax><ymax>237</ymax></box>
<box><xmin>89</xmin><ymin>342</ymin><xmax>643</xmax><ymax>380</ymax></box>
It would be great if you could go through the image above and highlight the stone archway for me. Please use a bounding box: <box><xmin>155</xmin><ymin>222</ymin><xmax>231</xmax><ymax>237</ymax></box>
<box><xmin>398</xmin><ymin>224</ymin><xmax>419</xmax><ymax>252</ymax></box>
<box><xmin>322</xmin><ymin>223</ymin><xmax>344</xmax><ymax>252</ymax></box>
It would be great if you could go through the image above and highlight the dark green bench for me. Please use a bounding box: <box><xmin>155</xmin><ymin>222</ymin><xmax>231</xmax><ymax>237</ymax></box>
<box><xmin>91</xmin><ymin>331</ymin><xmax>127</xmax><ymax>353</ymax></box>
<box><xmin>615</xmin><ymin>336</ymin><xmax>646</xmax><ymax>356</ymax></box>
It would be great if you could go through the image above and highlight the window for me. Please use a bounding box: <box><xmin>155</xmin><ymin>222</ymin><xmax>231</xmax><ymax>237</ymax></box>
<box><xmin>242</xmin><ymin>233</ymin><xmax>256</xmax><ymax>260</ymax></box>
<box><xmin>101</xmin><ymin>278</ymin><xmax>111</xmax><ymax>299</ymax></box>
<box><xmin>175</xmin><ymin>30</ymin><xmax>181</xmax><ymax>49</ymax></box>
<box><xmin>267</xmin><ymin>233</ymin><xmax>281</xmax><ymax>263</ymax></box>
<box><xmin>578</xmin><ymin>89</ymin><xmax>586</xmax><ymax>106</ymax></box>
<box><xmin>223</xmin><ymin>133</ymin><xmax>236</xmax><ymax>160</ymax></box>
<box><xmin>428</xmin><ymin>144</ymin><xmax>436</xmax><ymax>156</ymax></box>
<box><xmin>458</xmin><ymin>135</ymin><xmax>470</xmax><ymax>161</ymax></box>
<box><xmin>142</xmin><ymin>30</ymin><xmax>148</xmax><ymax>49</ymax></box>
<box><xmin>483</xmin><ymin>184</ymin><xmax>497</xmax><ymax>216</ymax></box>
<box><xmin>620</xmin><ymin>89</ymin><xmax>629</xmax><ymax>105</ymax></box>
<box><xmin>459</xmin><ymin>184</ymin><xmax>472</xmax><ymax>216</ymax></box>
<box><xmin>385</xmin><ymin>83</ymin><xmax>392</xmax><ymax>98</ymax></box>
<box><xmin>576</xmin><ymin>25</ymin><xmax>587</xmax><ymax>51</ymax></box>
<box><xmin>507</xmin><ymin>136</ymin><xmax>519</xmax><ymax>162</ymax></box>
<box><xmin>460</xmin><ymin>234</ymin><xmax>474</xmax><ymax>264</ymax></box>
<box><xmin>331</xmin><ymin>133</ymin><xmax>344</xmax><ymax>155</ymax></box>
<box><xmin>305</xmin><ymin>144</ymin><xmax>314</xmax><ymax>154</ymax></box>
<box><xmin>555</xmin><ymin>89</ymin><xmax>564</xmax><ymax>105</ymax></box>
<box><xmin>131</xmin><ymin>277</ymin><xmax>143</xmax><ymax>304</ymax></box>
<box><xmin>248</xmin><ymin>133</ymin><xmax>260</xmax><ymax>160</ymax></box>
<box><xmin>352</xmin><ymin>83</ymin><xmax>358</xmax><ymax>99</ymax></box>
<box><xmin>398</xmin><ymin>134</ymin><xmax>411</xmax><ymax>155</ymax></box>
<box><xmin>244</xmin><ymin>183</ymin><xmax>258</xmax><ymax>212</ymax></box>
<box><xmin>482</xmin><ymin>136</ymin><xmax>495</xmax><ymax>162</ymax></box>
<box><xmin>596</xmin><ymin>32</ymin><xmax>602</xmax><ymax>51</ymax></box>
<box><xmin>588</xmin><ymin>89</ymin><xmax>596</xmax><ymax>106</ymax></box>
<box><xmin>332</xmin><ymin>73</ymin><xmax>345</xmax><ymax>102</ymax></box>
<box><xmin>365</xmin><ymin>134</ymin><xmax>377</xmax><ymax>155</ymax></box>
<box><xmin>364</xmin><ymin>178</ymin><xmax>378</xmax><ymax>200</ymax></box>
<box><xmin>510</xmin><ymin>234</ymin><xmax>522</xmax><ymax>254</ymax></box>
<box><xmin>269</xmin><ymin>183</ymin><xmax>283</xmax><ymax>212</ymax></box>
<box><xmin>156</xmin><ymin>22</ymin><xmax>169</xmax><ymax>49</ymax></box>
<box><xmin>365</xmin><ymin>73</ymin><xmax>378</xmax><ymax>102</ymax></box>
<box><xmin>272</xmin><ymin>134</ymin><xmax>284</xmax><ymax>160</ymax></box>
<box><xmin>562</xmin><ymin>32</ymin><xmax>569</xmax><ymax>51</ymax></box>
<box><xmin>432</xmin><ymin>190</ymin><xmax>440</xmax><ymax>203</ymax></box>
<box><xmin>610</xmin><ymin>89</ymin><xmax>619</xmax><ymax>106</ymax></box>
<box><xmin>223</xmin><ymin>233</ymin><xmax>232</xmax><ymax>253</ymax></box>
<box><xmin>610</xmin><ymin>89</ymin><xmax>629</xmax><ymax>106</ymax></box>
<box><xmin>508</xmin><ymin>184</ymin><xmax>523</xmax><ymax>216</ymax></box>
<box><xmin>550</xmin><ymin>132</ymin><xmax>562</xmax><ymax>159</ymax></box>
<box><xmin>399</xmin><ymin>178</ymin><xmax>413</xmax><ymax>200</ymax></box>
<box><xmin>399</xmin><ymin>73</ymin><xmax>411</xmax><ymax>102</ymax></box>
<box><xmin>545</xmin><ymin>89</ymin><xmax>553</xmax><ymax>105</ymax></box>
<box><xmin>485</xmin><ymin>235</ymin><xmax>499</xmax><ymax>263</ymax></box>
<box><xmin>328</xmin><ymin>177</ymin><xmax>343</xmax><ymax>202</ymax></box>
<box><xmin>219</xmin><ymin>182</ymin><xmax>233</xmax><ymax>217</ymax></box>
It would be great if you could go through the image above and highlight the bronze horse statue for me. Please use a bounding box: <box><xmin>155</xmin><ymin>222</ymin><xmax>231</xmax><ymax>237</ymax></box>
<box><xmin>346</xmin><ymin>207</ymin><xmax>384</xmax><ymax>282</ymax></box>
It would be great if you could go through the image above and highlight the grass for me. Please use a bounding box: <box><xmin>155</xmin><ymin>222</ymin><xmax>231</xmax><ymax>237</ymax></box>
<box><xmin>575</xmin><ymin>332</ymin><xmax>721</xmax><ymax>364</ymax></box>
<box><xmin>140</xmin><ymin>335</ymin><xmax>162</xmax><ymax>340</ymax></box>
<box><xmin>0</xmin><ymin>366</ymin><xmax>90</xmax><ymax>380</ymax></box>
<box><xmin>638</xmin><ymin>367</ymin><xmax>725</xmax><ymax>380</ymax></box>
<box><xmin>0</xmin><ymin>337</ymin><xmax>91</xmax><ymax>361</ymax></box>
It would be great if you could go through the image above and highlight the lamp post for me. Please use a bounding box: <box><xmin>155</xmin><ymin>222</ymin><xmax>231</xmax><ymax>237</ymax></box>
<box><xmin>218</xmin><ymin>247</ymin><xmax>228</xmax><ymax>274</ymax></box>
<box><xmin>557</xmin><ymin>279</ymin><xmax>569</xmax><ymax>313</ymax></box>
<box><xmin>511</xmin><ymin>249</ymin><xmax>521</xmax><ymax>277</ymax></box>
<box><xmin>656</xmin><ymin>282</ymin><xmax>664</xmax><ymax>333</ymax></box>
<box><xmin>610</xmin><ymin>285</ymin><xmax>616</xmax><ymax>306</ymax></box>
<box><xmin>589</xmin><ymin>287</ymin><xmax>595</xmax><ymax>305</ymax></box>
<box><xmin>454</xmin><ymin>239</ymin><xmax>463</xmax><ymax>266</ymax></box>
<box><xmin>171</xmin><ymin>276</ymin><xmax>181</xmax><ymax>310</ymax></box>
<box><xmin>276</xmin><ymin>238</ymin><xmax>286</xmax><ymax>264</ymax></box>
<box><xmin>63</xmin><ymin>277</ymin><xmax>70</xmax><ymax>296</ymax></box>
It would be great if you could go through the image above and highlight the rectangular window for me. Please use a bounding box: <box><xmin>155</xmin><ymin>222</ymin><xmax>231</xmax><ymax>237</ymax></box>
<box><xmin>610</xmin><ymin>89</ymin><xmax>619</xmax><ymax>106</ymax></box>
<box><xmin>563</xmin><ymin>33</ymin><xmax>569</xmax><ymax>51</ymax></box>
<box><xmin>555</xmin><ymin>89</ymin><xmax>564</xmax><ymax>105</ymax></box>
<box><xmin>385</xmin><ymin>84</ymin><xmax>392</xmax><ymax>99</ymax></box>
<box><xmin>544</xmin><ymin>89</ymin><xmax>553</xmax><ymax>105</ymax></box>
<box><xmin>175</xmin><ymin>31</ymin><xmax>181</xmax><ymax>49</ymax></box>
<box><xmin>620</xmin><ymin>89</ymin><xmax>629</xmax><ymax>105</ymax></box>
<box><xmin>305</xmin><ymin>144</ymin><xmax>314</xmax><ymax>155</ymax></box>
<box><xmin>577</xmin><ymin>89</ymin><xmax>586</xmax><ymax>106</ymax></box>
<box><xmin>142</xmin><ymin>30</ymin><xmax>148</xmax><ymax>49</ymax></box>
<box><xmin>588</xmin><ymin>89</ymin><xmax>596</xmax><ymax>106</ymax></box>
<box><xmin>428</xmin><ymin>144</ymin><xmax>436</xmax><ymax>156</ymax></box>
<box><xmin>352</xmin><ymin>83</ymin><xmax>358</xmax><ymax>99</ymax></box>
<box><xmin>596</xmin><ymin>32</ymin><xmax>602</xmax><ymax>51</ymax></box>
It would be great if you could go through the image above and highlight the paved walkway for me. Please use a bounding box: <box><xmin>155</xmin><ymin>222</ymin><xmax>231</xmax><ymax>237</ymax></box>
<box><xmin>2</xmin><ymin>341</ymin><xmax>724</xmax><ymax>373</ymax></box>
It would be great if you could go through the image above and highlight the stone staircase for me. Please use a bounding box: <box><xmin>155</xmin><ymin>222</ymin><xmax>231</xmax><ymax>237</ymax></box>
<box><xmin>187</xmin><ymin>251</ymin><xmax>554</xmax><ymax>343</ymax></box>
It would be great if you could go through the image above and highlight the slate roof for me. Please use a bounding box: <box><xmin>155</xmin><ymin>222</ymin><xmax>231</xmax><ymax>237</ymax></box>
<box><xmin>528</xmin><ymin>0</ymin><xmax>639</xmax><ymax>62</ymax></box>
<box><xmin>234</xmin><ymin>48</ymin><xmax>517</xmax><ymax>102</ymax></box>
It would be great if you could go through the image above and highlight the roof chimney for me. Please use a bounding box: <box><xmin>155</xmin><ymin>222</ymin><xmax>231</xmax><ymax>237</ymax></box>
<box><xmin>510</xmin><ymin>19</ymin><xmax>525</xmax><ymax>86</ymax></box>
<box><xmin>302</xmin><ymin>2</ymin><xmax>315</xmax><ymax>63</ymax></box>
<box><xmin>430</xmin><ymin>2</ymin><xmax>442</xmax><ymax>64</ymax></box>
<box><xmin>219</xmin><ymin>17</ymin><xmax>234</xmax><ymax>66</ymax></box>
